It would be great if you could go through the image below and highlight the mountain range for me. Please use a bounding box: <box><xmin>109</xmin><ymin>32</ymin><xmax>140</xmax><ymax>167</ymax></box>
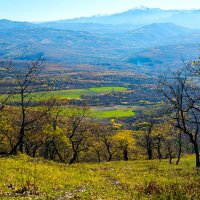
<box><xmin>0</xmin><ymin>7</ymin><xmax>200</xmax><ymax>74</ymax></box>
<box><xmin>39</xmin><ymin>8</ymin><xmax>200</xmax><ymax>29</ymax></box>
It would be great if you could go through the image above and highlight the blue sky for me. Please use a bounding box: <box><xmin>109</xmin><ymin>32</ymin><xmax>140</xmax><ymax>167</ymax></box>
<box><xmin>0</xmin><ymin>0</ymin><xmax>200</xmax><ymax>22</ymax></box>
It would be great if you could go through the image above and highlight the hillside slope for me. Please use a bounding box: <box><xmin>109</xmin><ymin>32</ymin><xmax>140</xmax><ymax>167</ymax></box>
<box><xmin>0</xmin><ymin>155</ymin><xmax>199</xmax><ymax>199</ymax></box>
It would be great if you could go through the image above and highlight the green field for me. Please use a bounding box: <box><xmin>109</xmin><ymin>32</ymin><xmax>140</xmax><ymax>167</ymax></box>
<box><xmin>47</xmin><ymin>86</ymin><xmax>127</xmax><ymax>99</ymax></box>
<box><xmin>0</xmin><ymin>155</ymin><xmax>199</xmax><ymax>199</ymax></box>
<box><xmin>60</xmin><ymin>106</ymin><xmax>136</xmax><ymax>119</ymax></box>
<box><xmin>1</xmin><ymin>86</ymin><xmax>127</xmax><ymax>102</ymax></box>
<box><xmin>91</xmin><ymin>108</ymin><xmax>135</xmax><ymax>118</ymax></box>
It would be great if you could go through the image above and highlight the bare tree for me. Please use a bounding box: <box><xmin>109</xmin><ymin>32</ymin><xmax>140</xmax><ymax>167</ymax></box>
<box><xmin>159</xmin><ymin>69</ymin><xmax>200</xmax><ymax>167</ymax></box>
<box><xmin>91</xmin><ymin>124</ymin><xmax>114</xmax><ymax>162</ymax></box>
<box><xmin>44</xmin><ymin>102</ymin><xmax>65</xmax><ymax>163</ymax></box>
<box><xmin>144</xmin><ymin>119</ymin><xmax>154</xmax><ymax>160</ymax></box>
<box><xmin>2</xmin><ymin>58</ymin><xmax>49</xmax><ymax>154</ymax></box>
<box><xmin>66</xmin><ymin>106</ymin><xmax>90</xmax><ymax>164</ymax></box>
<box><xmin>138</xmin><ymin>113</ymin><xmax>161</xmax><ymax>160</ymax></box>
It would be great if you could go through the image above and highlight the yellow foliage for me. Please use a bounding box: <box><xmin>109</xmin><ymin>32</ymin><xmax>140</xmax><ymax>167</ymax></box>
<box><xmin>113</xmin><ymin>130</ymin><xmax>135</xmax><ymax>149</ymax></box>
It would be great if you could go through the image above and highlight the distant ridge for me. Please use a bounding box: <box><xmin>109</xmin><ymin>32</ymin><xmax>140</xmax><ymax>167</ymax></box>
<box><xmin>38</xmin><ymin>8</ymin><xmax>200</xmax><ymax>29</ymax></box>
<box><xmin>2</xmin><ymin>8</ymin><xmax>200</xmax><ymax>29</ymax></box>
<box><xmin>0</xmin><ymin>19</ymin><xmax>35</xmax><ymax>29</ymax></box>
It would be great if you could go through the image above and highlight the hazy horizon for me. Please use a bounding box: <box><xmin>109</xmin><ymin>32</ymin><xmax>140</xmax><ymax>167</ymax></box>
<box><xmin>1</xmin><ymin>0</ymin><xmax>200</xmax><ymax>22</ymax></box>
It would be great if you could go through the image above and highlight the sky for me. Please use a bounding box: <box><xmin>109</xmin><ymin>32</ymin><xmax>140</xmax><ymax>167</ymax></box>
<box><xmin>0</xmin><ymin>0</ymin><xmax>200</xmax><ymax>22</ymax></box>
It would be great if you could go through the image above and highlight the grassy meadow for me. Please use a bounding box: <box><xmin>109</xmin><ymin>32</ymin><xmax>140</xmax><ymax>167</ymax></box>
<box><xmin>1</xmin><ymin>86</ymin><xmax>127</xmax><ymax>102</ymax></box>
<box><xmin>0</xmin><ymin>155</ymin><xmax>199</xmax><ymax>199</ymax></box>
<box><xmin>91</xmin><ymin>108</ymin><xmax>135</xmax><ymax>118</ymax></box>
<box><xmin>42</xmin><ymin>86</ymin><xmax>127</xmax><ymax>100</ymax></box>
<box><xmin>57</xmin><ymin>106</ymin><xmax>136</xmax><ymax>119</ymax></box>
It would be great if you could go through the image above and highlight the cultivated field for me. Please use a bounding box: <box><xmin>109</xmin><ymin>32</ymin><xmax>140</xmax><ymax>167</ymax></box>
<box><xmin>90</xmin><ymin>107</ymin><xmax>135</xmax><ymax>118</ymax></box>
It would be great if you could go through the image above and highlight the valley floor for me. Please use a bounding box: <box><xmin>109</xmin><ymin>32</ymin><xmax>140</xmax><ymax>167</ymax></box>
<box><xmin>0</xmin><ymin>155</ymin><xmax>199</xmax><ymax>199</ymax></box>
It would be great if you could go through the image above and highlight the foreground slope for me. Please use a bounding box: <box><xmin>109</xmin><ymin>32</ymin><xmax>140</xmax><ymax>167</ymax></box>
<box><xmin>0</xmin><ymin>155</ymin><xmax>199</xmax><ymax>199</ymax></box>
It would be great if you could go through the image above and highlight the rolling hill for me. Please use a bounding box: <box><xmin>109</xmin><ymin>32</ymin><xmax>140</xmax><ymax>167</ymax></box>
<box><xmin>0</xmin><ymin>15</ymin><xmax>200</xmax><ymax>73</ymax></box>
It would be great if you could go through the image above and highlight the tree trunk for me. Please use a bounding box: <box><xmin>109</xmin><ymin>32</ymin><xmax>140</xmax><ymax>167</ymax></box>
<box><xmin>9</xmin><ymin>140</ymin><xmax>21</xmax><ymax>155</ymax></box>
<box><xmin>157</xmin><ymin>139</ymin><xmax>162</xmax><ymax>160</ymax></box>
<box><xmin>19</xmin><ymin>90</ymin><xmax>26</xmax><ymax>153</ymax></box>
<box><xmin>69</xmin><ymin>152</ymin><xmax>78</xmax><ymax>164</ymax></box>
<box><xmin>25</xmin><ymin>143</ymin><xmax>30</xmax><ymax>156</ymax></box>
<box><xmin>123</xmin><ymin>148</ymin><xmax>128</xmax><ymax>161</ymax></box>
<box><xmin>19</xmin><ymin>127</ymin><xmax>25</xmax><ymax>153</ymax></box>
<box><xmin>176</xmin><ymin>146</ymin><xmax>181</xmax><ymax>165</ymax></box>
<box><xmin>176</xmin><ymin>132</ymin><xmax>182</xmax><ymax>165</ymax></box>
<box><xmin>147</xmin><ymin>141</ymin><xmax>153</xmax><ymax>160</ymax></box>
<box><xmin>194</xmin><ymin>142</ymin><xmax>200</xmax><ymax>168</ymax></box>
<box><xmin>189</xmin><ymin>134</ymin><xmax>200</xmax><ymax>168</ymax></box>
<box><xmin>107</xmin><ymin>151</ymin><xmax>112</xmax><ymax>162</ymax></box>
<box><xmin>96</xmin><ymin>151</ymin><xmax>101</xmax><ymax>163</ymax></box>
<box><xmin>167</xmin><ymin>146</ymin><xmax>173</xmax><ymax>164</ymax></box>
<box><xmin>43</xmin><ymin>141</ymin><xmax>50</xmax><ymax>159</ymax></box>
<box><xmin>52</xmin><ymin>140</ymin><xmax>65</xmax><ymax>163</ymax></box>
<box><xmin>32</xmin><ymin>145</ymin><xmax>38</xmax><ymax>158</ymax></box>
<box><xmin>106</xmin><ymin>145</ymin><xmax>112</xmax><ymax>162</ymax></box>
<box><xmin>169</xmin><ymin>154</ymin><xmax>173</xmax><ymax>164</ymax></box>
